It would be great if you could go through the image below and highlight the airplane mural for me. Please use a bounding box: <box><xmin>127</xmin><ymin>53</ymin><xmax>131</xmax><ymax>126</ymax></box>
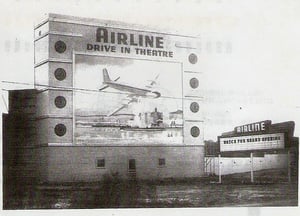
<box><xmin>99</xmin><ymin>68</ymin><xmax>161</xmax><ymax>116</ymax></box>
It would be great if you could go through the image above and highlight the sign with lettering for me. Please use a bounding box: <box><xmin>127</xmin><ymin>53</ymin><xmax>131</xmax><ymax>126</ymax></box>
<box><xmin>86</xmin><ymin>27</ymin><xmax>174</xmax><ymax>58</ymax></box>
<box><xmin>220</xmin><ymin>133</ymin><xmax>285</xmax><ymax>152</ymax></box>
<box><xmin>234</xmin><ymin>120</ymin><xmax>271</xmax><ymax>134</ymax></box>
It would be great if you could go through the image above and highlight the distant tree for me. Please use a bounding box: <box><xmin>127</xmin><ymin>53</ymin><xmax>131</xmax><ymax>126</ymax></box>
<box><xmin>204</xmin><ymin>140</ymin><xmax>220</xmax><ymax>156</ymax></box>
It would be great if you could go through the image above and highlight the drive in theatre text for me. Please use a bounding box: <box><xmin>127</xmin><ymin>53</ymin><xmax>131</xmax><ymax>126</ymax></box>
<box><xmin>87</xmin><ymin>27</ymin><xmax>174</xmax><ymax>58</ymax></box>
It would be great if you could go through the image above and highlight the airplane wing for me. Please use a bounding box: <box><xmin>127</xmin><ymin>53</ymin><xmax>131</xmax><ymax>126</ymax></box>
<box><xmin>99</xmin><ymin>84</ymin><xmax>109</xmax><ymax>91</ymax></box>
<box><xmin>107</xmin><ymin>104</ymin><xmax>128</xmax><ymax>117</ymax></box>
<box><xmin>146</xmin><ymin>74</ymin><xmax>160</xmax><ymax>88</ymax></box>
<box><xmin>107</xmin><ymin>96</ymin><xmax>138</xmax><ymax>116</ymax></box>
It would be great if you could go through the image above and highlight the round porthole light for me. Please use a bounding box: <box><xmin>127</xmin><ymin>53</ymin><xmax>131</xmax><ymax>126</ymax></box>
<box><xmin>190</xmin><ymin>126</ymin><xmax>200</xmax><ymax>137</ymax></box>
<box><xmin>190</xmin><ymin>102</ymin><xmax>199</xmax><ymax>113</ymax></box>
<box><xmin>54</xmin><ymin>68</ymin><xmax>66</xmax><ymax>81</ymax></box>
<box><xmin>189</xmin><ymin>78</ymin><xmax>199</xmax><ymax>89</ymax></box>
<box><xmin>55</xmin><ymin>41</ymin><xmax>66</xmax><ymax>53</ymax></box>
<box><xmin>54</xmin><ymin>124</ymin><xmax>67</xmax><ymax>137</ymax></box>
<box><xmin>188</xmin><ymin>53</ymin><xmax>198</xmax><ymax>64</ymax></box>
<box><xmin>55</xmin><ymin>96</ymin><xmax>66</xmax><ymax>108</ymax></box>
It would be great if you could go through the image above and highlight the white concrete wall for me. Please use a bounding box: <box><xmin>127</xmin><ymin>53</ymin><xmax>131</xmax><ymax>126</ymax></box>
<box><xmin>206</xmin><ymin>153</ymin><xmax>288</xmax><ymax>175</ymax></box>
<box><xmin>37</xmin><ymin>145</ymin><xmax>205</xmax><ymax>183</ymax></box>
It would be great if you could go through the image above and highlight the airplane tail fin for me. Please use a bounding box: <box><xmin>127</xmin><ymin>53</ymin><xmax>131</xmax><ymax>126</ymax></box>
<box><xmin>103</xmin><ymin>68</ymin><xmax>111</xmax><ymax>83</ymax></box>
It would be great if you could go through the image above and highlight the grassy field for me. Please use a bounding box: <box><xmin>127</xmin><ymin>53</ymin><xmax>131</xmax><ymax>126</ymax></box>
<box><xmin>3</xmin><ymin>169</ymin><xmax>298</xmax><ymax>209</ymax></box>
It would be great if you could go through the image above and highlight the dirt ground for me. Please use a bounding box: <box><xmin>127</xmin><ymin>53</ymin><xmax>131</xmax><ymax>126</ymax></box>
<box><xmin>3</xmin><ymin>169</ymin><xmax>298</xmax><ymax>209</ymax></box>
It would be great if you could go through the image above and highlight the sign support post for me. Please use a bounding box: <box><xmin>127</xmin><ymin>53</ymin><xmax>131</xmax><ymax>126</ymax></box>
<box><xmin>250</xmin><ymin>152</ymin><xmax>254</xmax><ymax>183</ymax></box>
<box><xmin>218</xmin><ymin>154</ymin><xmax>222</xmax><ymax>184</ymax></box>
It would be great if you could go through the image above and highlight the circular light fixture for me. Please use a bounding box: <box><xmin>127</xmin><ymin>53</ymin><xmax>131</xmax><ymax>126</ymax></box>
<box><xmin>189</xmin><ymin>78</ymin><xmax>199</xmax><ymax>89</ymax></box>
<box><xmin>188</xmin><ymin>53</ymin><xmax>198</xmax><ymax>64</ymax></box>
<box><xmin>190</xmin><ymin>126</ymin><xmax>200</xmax><ymax>137</ymax></box>
<box><xmin>55</xmin><ymin>40</ymin><xmax>66</xmax><ymax>53</ymax></box>
<box><xmin>54</xmin><ymin>68</ymin><xmax>66</xmax><ymax>81</ymax></box>
<box><xmin>54</xmin><ymin>124</ymin><xmax>67</xmax><ymax>137</ymax></box>
<box><xmin>54</xmin><ymin>96</ymin><xmax>67</xmax><ymax>108</ymax></box>
<box><xmin>190</xmin><ymin>102</ymin><xmax>199</xmax><ymax>113</ymax></box>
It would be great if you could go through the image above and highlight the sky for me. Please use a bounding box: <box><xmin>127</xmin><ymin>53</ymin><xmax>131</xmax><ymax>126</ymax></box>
<box><xmin>0</xmin><ymin>0</ymin><xmax>299</xmax><ymax>142</ymax></box>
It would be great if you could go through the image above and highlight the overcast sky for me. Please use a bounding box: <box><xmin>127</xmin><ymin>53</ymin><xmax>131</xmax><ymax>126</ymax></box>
<box><xmin>0</xmin><ymin>0</ymin><xmax>299</xmax><ymax>141</ymax></box>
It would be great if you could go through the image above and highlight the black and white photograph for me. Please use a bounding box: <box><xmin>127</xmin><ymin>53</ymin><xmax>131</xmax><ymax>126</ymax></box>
<box><xmin>0</xmin><ymin>0</ymin><xmax>299</xmax><ymax>215</ymax></box>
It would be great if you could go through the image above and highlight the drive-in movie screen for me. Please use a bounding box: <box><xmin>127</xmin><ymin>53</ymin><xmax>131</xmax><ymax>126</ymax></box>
<box><xmin>74</xmin><ymin>55</ymin><xmax>183</xmax><ymax>145</ymax></box>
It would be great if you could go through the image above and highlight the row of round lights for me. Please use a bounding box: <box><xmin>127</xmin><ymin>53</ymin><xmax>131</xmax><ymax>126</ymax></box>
<box><xmin>54</xmin><ymin>41</ymin><xmax>67</xmax><ymax>136</ymax></box>
<box><xmin>188</xmin><ymin>53</ymin><xmax>200</xmax><ymax>138</ymax></box>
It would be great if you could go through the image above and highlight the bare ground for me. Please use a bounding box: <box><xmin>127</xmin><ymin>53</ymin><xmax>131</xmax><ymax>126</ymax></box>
<box><xmin>3</xmin><ymin>169</ymin><xmax>298</xmax><ymax>209</ymax></box>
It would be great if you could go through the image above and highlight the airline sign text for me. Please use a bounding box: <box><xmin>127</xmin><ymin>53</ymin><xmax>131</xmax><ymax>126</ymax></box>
<box><xmin>86</xmin><ymin>27</ymin><xmax>174</xmax><ymax>58</ymax></box>
<box><xmin>234</xmin><ymin>120</ymin><xmax>271</xmax><ymax>134</ymax></box>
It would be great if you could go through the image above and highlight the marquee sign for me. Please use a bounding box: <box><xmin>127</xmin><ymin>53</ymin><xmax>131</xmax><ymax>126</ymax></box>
<box><xmin>220</xmin><ymin>133</ymin><xmax>285</xmax><ymax>152</ymax></box>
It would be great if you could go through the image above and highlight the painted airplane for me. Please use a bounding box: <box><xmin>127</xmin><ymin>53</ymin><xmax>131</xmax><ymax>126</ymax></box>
<box><xmin>99</xmin><ymin>68</ymin><xmax>161</xmax><ymax>116</ymax></box>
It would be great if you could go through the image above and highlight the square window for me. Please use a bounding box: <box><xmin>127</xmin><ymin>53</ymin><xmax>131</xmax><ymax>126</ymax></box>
<box><xmin>158</xmin><ymin>158</ymin><xmax>166</xmax><ymax>167</ymax></box>
<box><xmin>96</xmin><ymin>158</ymin><xmax>105</xmax><ymax>168</ymax></box>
